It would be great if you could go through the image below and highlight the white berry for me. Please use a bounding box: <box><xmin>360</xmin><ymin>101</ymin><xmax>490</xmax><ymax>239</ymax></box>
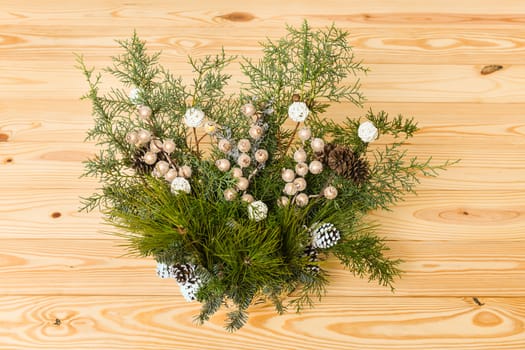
<box><xmin>171</xmin><ymin>177</ymin><xmax>191</xmax><ymax>194</ymax></box>
<box><xmin>184</xmin><ymin>107</ymin><xmax>205</xmax><ymax>128</ymax></box>
<box><xmin>247</xmin><ymin>200</ymin><xmax>268</xmax><ymax>221</ymax></box>
<box><xmin>358</xmin><ymin>121</ymin><xmax>378</xmax><ymax>143</ymax></box>
<box><xmin>288</xmin><ymin>102</ymin><xmax>309</xmax><ymax>122</ymax></box>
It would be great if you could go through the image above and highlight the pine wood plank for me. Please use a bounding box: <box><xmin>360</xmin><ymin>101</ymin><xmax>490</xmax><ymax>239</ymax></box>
<box><xmin>0</xmin><ymin>239</ymin><xmax>523</xmax><ymax>296</ymax></box>
<box><xmin>1</xmin><ymin>141</ymin><xmax>523</xmax><ymax>191</ymax></box>
<box><xmin>3</xmin><ymin>189</ymin><xmax>525</xmax><ymax>240</ymax></box>
<box><xmin>2</xmin><ymin>101</ymin><xmax>525</xmax><ymax>145</ymax></box>
<box><xmin>0</xmin><ymin>295</ymin><xmax>523</xmax><ymax>349</ymax></box>
<box><xmin>2</xmin><ymin>62</ymin><xmax>524</xmax><ymax>103</ymax></box>
<box><xmin>2</xmin><ymin>27</ymin><xmax>525</xmax><ymax>64</ymax></box>
<box><xmin>1</xmin><ymin>1</ymin><xmax>524</xmax><ymax>348</ymax></box>
<box><xmin>1</xmin><ymin>189</ymin><xmax>523</xmax><ymax>240</ymax></box>
<box><xmin>3</xmin><ymin>0</ymin><xmax>525</xmax><ymax>20</ymax></box>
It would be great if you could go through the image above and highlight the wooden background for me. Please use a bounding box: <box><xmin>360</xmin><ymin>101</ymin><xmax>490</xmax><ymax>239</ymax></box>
<box><xmin>1</xmin><ymin>0</ymin><xmax>524</xmax><ymax>348</ymax></box>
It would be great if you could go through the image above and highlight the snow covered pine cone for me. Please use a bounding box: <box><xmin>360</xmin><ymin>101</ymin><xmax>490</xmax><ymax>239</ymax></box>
<box><xmin>311</xmin><ymin>223</ymin><xmax>341</xmax><ymax>249</ymax></box>
<box><xmin>156</xmin><ymin>262</ymin><xmax>202</xmax><ymax>302</ymax></box>
<box><xmin>303</xmin><ymin>245</ymin><xmax>320</xmax><ymax>274</ymax></box>
<box><xmin>171</xmin><ymin>263</ymin><xmax>202</xmax><ymax>302</ymax></box>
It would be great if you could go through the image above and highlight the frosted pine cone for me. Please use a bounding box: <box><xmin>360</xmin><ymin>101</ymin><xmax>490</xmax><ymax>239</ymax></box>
<box><xmin>305</xmin><ymin>264</ymin><xmax>320</xmax><ymax>274</ymax></box>
<box><xmin>156</xmin><ymin>262</ymin><xmax>173</xmax><ymax>279</ymax></box>
<box><xmin>178</xmin><ymin>276</ymin><xmax>202</xmax><ymax>302</ymax></box>
<box><xmin>171</xmin><ymin>263</ymin><xmax>194</xmax><ymax>283</ymax></box>
<box><xmin>303</xmin><ymin>245</ymin><xmax>319</xmax><ymax>262</ymax></box>
<box><xmin>129</xmin><ymin>87</ymin><xmax>142</xmax><ymax>104</ymax></box>
<box><xmin>164</xmin><ymin>263</ymin><xmax>201</xmax><ymax>302</ymax></box>
<box><xmin>311</xmin><ymin>223</ymin><xmax>341</xmax><ymax>249</ymax></box>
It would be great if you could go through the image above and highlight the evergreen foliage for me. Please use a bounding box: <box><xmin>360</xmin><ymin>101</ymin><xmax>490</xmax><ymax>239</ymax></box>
<box><xmin>79</xmin><ymin>21</ymin><xmax>453</xmax><ymax>331</ymax></box>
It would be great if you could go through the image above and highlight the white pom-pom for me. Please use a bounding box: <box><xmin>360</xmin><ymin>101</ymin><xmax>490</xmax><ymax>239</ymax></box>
<box><xmin>170</xmin><ymin>177</ymin><xmax>191</xmax><ymax>194</ymax></box>
<box><xmin>358</xmin><ymin>121</ymin><xmax>378</xmax><ymax>143</ymax></box>
<box><xmin>247</xmin><ymin>200</ymin><xmax>268</xmax><ymax>222</ymax></box>
<box><xmin>129</xmin><ymin>87</ymin><xmax>141</xmax><ymax>104</ymax></box>
<box><xmin>288</xmin><ymin>102</ymin><xmax>309</xmax><ymax>122</ymax></box>
<box><xmin>184</xmin><ymin>107</ymin><xmax>205</xmax><ymax>128</ymax></box>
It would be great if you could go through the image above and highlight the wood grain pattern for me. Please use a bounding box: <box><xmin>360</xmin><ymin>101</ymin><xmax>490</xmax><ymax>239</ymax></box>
<box><xmin>2</xmin><ymin>62</ymin><xmax>525</xmax><ymax>103</ymax></box>
<box><xmin>3</xmin><ymin>28</ymin><xmax>525</xmax><ymax>64</ymax></box>
<box><xmin>0</xmin><ymin>296</ymin><xmax>524</xmax><ymax>350</ymax></box>
<box><xmin>1</xmin><ymin>0</ymin><xmax>524</xmax><ymax>348</ymax></box>
<box><xmin>2</xmin><ymin>142</ymin><xmax>525</xmax><ymax>191</ymax></box>
<box><xmin>1</xmin><ymin>190</ymin><xmax>524</xmax><ymax>240</ymax></box>
<box><xmin>3</xmin><ymin>102</ymin><xmax>525</xmax><ymax>144</ymax></box>
<box><xmin>0</xmin><ymin>239</ymin><xmax>523</xmax><ymax>296</ymax></box>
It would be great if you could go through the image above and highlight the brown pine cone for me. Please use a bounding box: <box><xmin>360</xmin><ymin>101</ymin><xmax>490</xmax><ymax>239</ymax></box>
<box><xmin>132</xmin><ymin>147</ymin><xmax>155</xmax><ymax>174</ymax></box>
<box><xmin>315</xmin><ymin>143</ymin><xmax>337</xmax><ymax>164</ymax></box>
<box><xmin>326</xmin><ymin>144</ymin><xmax>369</xmax><ymax>184</ymax></box>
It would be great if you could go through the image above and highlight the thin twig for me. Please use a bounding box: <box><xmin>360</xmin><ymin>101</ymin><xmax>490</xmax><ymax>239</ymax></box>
<box><xmin>197</xmin><ymin>132</ymin><xmax>208</xmax><ymax>144</ymax></box>
<box><xmin>193</xmin><ymin>127</ymin><xmax>200</xmax><ymax>159</ymax></box>
<box><xmin>282</xmin><ymin>122</ymin><xmax>301</xmax><ymax>157</ymax></box>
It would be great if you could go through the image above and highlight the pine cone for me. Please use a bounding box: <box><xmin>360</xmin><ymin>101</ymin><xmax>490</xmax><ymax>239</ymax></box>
<box><xmin>178</xmin><ymin>275</ymin><xmax>202</xmax><ymax>302</ymax></box>
<box><xmin>131</xmin><ymin>147</ymin><xmax>155</xmax><ymax>174</ymax></box>
<box><xmin>172</xmin><ymin>263</ymin><xmax>194</xmax><ymax>284</ymax></box>
<box><xmin>315</xmin><ymin>143</ymin><xmax>337</xmax><ymax>164</ymax></box>
<box><xmin>305</xmin><ymin>264</ymin><xmax>320</xmax><ymax>274</ymax></box>
<box><xmin>326</xmin><ymin>145</ymin><xmax>369</xmax><ymax>184</ymax></box>
<box><xmin>303</xmin><ymin>245</ymin><xmax>319</xmax><ymax>262</ymax></box>
<box><xmin>156</xmin><ymin>262</ymin><xmax>171</xmax><ymax>279</ymax></box>
<box><xmin>311</xmin><ymin>223</ymin><xmax>341</xmax><ymax>249</ymax></box>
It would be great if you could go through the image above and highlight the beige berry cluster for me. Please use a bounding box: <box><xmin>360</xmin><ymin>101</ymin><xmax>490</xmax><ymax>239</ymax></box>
<box><xmin>215</xmin><ymin>103</ymin><xmax>269</xmax><ymax>203</ymax></box>
<box><xmin>280</xmin><ymin>126</ymin><xmax>338</xmax><ymax>207</ymax></box>
<box><xmin>125</xmin><ymin>128</ymin><xmax>192</xmax><ymax>183</ymax></box>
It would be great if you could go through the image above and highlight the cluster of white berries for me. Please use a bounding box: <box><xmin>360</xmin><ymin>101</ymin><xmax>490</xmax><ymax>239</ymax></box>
<box><xmin>215</xmin><ymin>102</ymin><xmax>270</xmax><ymax>221</ymax></box>
<box><xmin>280</xmin><ymin>98</ymin><xmax>379</xmax><ymax>206</ymax></box>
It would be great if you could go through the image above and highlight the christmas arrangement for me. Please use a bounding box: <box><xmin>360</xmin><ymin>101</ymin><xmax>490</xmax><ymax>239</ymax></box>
<box><xmin>79</xmin><ymin>22</ymin><xmax>452</xmax><ymax>331</ymax></box>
